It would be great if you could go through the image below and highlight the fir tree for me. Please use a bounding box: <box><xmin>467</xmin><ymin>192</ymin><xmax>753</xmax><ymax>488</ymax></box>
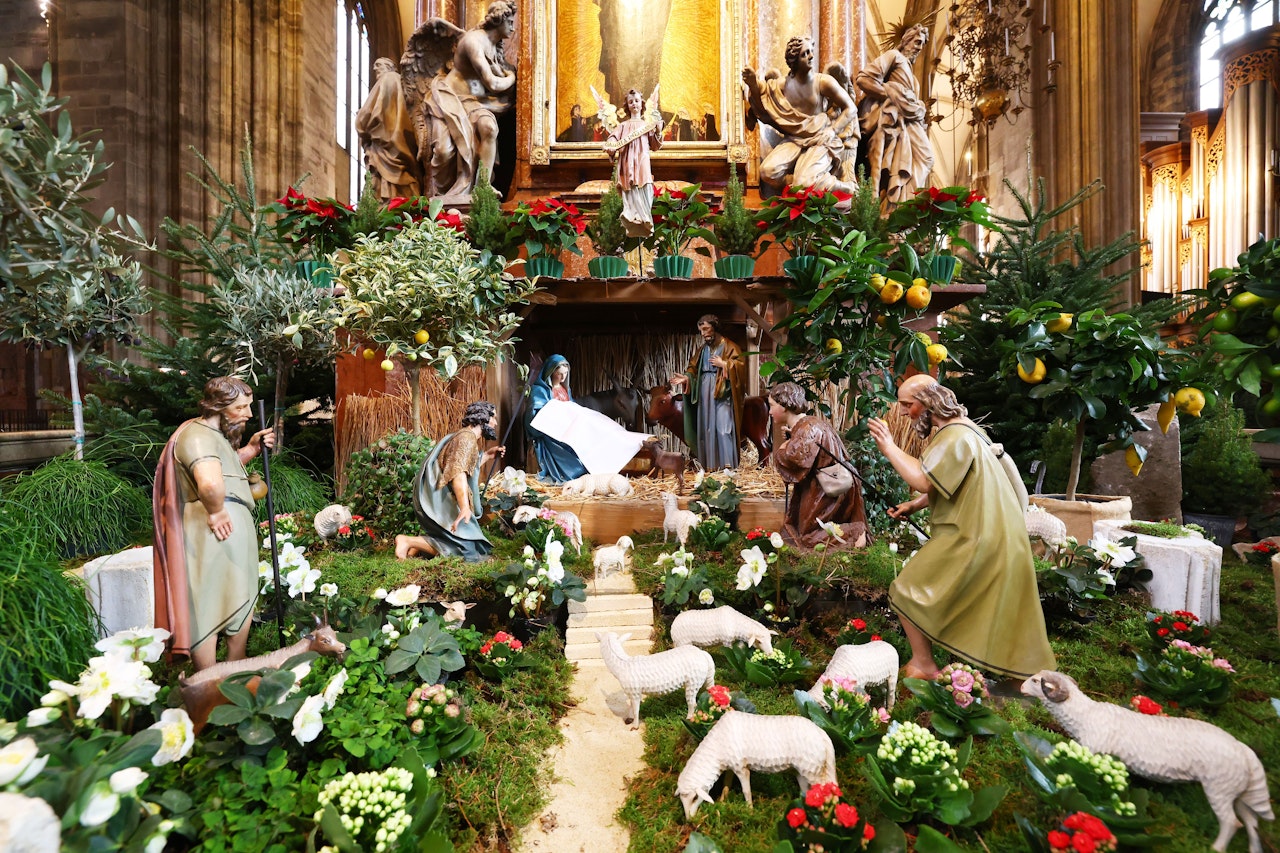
<box><xmin>709</xmin><ymin>165</ymin><xmax>759</xmax><ymax>256</ymax></box>
<box><xmin>586</xmin><ymin>185</ymin><xmax>627</xmax><ymax>257</ymax></box>
<box><xmin>465</xmin><ymin>165</ymin><xmax>513</xmax><ymax>259</ymax></box>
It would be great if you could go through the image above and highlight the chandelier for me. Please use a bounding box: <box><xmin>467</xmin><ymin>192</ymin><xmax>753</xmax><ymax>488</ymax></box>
<box><xmin>938</xmin><ymin>0</ymin><xmax>1037</xmax><ymax>126</ymax></box>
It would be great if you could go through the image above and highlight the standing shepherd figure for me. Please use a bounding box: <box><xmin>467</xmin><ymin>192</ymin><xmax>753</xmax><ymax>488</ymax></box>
<box><xmin>670</xmin><ymin>314</ymin><xmax>745</xmax><ymax>470</ymax></box>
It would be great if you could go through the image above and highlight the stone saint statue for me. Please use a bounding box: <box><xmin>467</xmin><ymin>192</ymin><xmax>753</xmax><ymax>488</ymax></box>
<box><xmin>400</xmin><ymin>1</ymin><xmax>517</xmax><ymax>202</ymax></box>
<box><xmin>356</xmin><ymin>58</ymin><xmax>422</xmax><ymax>201</ymax></box>
<box><xmin>741</xmin><ymin>36</ymin><xmax>859</xmax><ymax>195</ymax></box>
<box><xmin>856</xmin><ymin>24</ymin><xmax>935</xmax><ymax>204</ymax></box>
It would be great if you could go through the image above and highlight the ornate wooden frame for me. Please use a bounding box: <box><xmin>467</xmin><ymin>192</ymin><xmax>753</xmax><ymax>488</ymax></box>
<box><xmin>527</xmin><ymin>0</ymin><xmax>749</xmax><ymax>166</ymax></box>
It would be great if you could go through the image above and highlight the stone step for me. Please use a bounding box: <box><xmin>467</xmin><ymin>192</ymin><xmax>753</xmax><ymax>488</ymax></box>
<box><xmin>566</xmin><ymin>607</ymin><xmax>654</xmax><ymax>629</ymax></box>
<box><xmin>567</xmin><ymin>593</ymin><xmax>651</xmax><ymax>614</ymax></box>
<box><xmin>585</xmin><ymin>573</ymin><xmax>638</xmax><ymax>595</ymax></box>
<box><xmin>565</xmin><ymin>624</ymin><xmax>653</xmax><ymax>648</ymax></box>
<box><xmin>565</xmin><ymin>637</ymin><xmax>651</xmax><ymax>661</ymax></box>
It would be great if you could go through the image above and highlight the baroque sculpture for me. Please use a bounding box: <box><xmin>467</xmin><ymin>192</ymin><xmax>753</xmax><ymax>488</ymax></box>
<box><xmin>400</xmin><ymin>1</ymin><xmax>517</xmax><ymax>202</ymax></box>
<box><xmin>857</xmin><ymin>24</ymin><xmax>935</xmax><ymax>204</ymax></box>
<box><xmin>356</xmin><ymin>57</ymin><xmax>422</xmax><ymax>201</ymax></box>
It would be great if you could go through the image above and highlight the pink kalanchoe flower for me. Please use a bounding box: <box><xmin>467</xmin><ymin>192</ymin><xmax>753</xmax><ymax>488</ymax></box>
<box><xmin>953</xmin><ymin>690</ymin><xmax>974</xmax><ymax>709</ymax></box>
<box><xmin>1170</xmin><ymin>639</ymin><xmax>1194</xmax><ymax>652</ymax></box>
<box><xmin>1212</xmin><ymin>658</ymin><xmax>1235</xmax><ymax>672</ymax></box>
<box><xmin>949</xmin><ymin>669</ymin><xmax>976</xmax><ymax>692</ymax></box>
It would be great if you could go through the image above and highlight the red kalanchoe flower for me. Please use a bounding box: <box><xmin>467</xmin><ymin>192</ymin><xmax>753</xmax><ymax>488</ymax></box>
<box><xmin>510</xmin><ymin>638</ymin><xmax>522</xmax><ymax>651</ymax></box>
<box><xmin>1130</xmin><ymin>695</ymin><xmax>1163</xmax><ymax>715</ymax></box>
<box><xmin>786</xmin><ymin>807</ymin><xmax>807</xmax><ymax>828</ymax></box>
<box><xmin>480</xmin><ymin>642</ymin><xmax>493</xmax><ymax>655</ymax></box>
<box><xmin>1173</xmin><ymin>610</ymin><xmax>1198</xmax><ymax>620</ymax></box>
<box><xmin>805</xmin><ymin>785</ymin><xmax>826</xmax><ymax>807</ymax></box>
<box><xmin>1047</xmin><ymin>830</ymin><xmax>1071</xmax><ymax>851</ymax></box>
<box><xmin>834</xmin><ymin>802</ymin><xmax>858</xmax><ymax>828</ymax></box>
<box><xmin>850</xmin><ymin>618</ymin><xmax>867</xmax><ymax>630</ymax></box>
<box><xmin>1071</xmin><ymin>832</ymin><xmax>1097</xmax><ymax>853</ymax></box>
<box><xmin>1172</xmin><ymin>620</ymin><xmax>1189</xmax><ymax>631</ymax></box>
<box><xmin>1156</xmin><ymin>627</ymin><xmax>1170</xmax><ymax>637</ymax></box>
<box><xmin>1152</xmin><ymin>615</ymin><xmax>1163</xmax><ymax>623</ymax></box>
<box><xmin>494</xmin><ymin>631</ymin><xmax>511</xmax><ymax>643</ymax></box>
<box><xmin>338</xmin><ymin>525</ymin><xmax>351</xmax><ymax>535</ymax></box>
<box><xmin>863</xmin><ymin>822</ymin><xmax>876</xmax><ymax>841</ymax></box>
<box><xmin>871</xmin><ymin>634</ymin><xmax>882</xmax><ymax>641</ymax></box>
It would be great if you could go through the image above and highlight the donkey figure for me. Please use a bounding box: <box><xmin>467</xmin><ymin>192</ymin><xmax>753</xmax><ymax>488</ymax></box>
<box><xmin>578</xmin><ymin>381</ymin><xmax>646</xmax><ymax>432</ymax></box>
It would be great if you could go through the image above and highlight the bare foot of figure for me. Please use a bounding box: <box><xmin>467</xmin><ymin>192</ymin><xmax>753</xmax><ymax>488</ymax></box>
<box><xmin>395</xmin><ymin>535</ymin><xmax>412</xmax><ymax>560</ymax></box>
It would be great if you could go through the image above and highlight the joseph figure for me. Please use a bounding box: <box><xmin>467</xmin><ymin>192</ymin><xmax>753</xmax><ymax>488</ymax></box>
<box><xmin>670</xmin><ymin>314</ymin><xmax>745</xmax><ymax>470</ymax></box>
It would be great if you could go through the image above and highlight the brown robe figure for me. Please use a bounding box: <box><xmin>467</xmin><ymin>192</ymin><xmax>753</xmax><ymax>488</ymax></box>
<box><xmin>356</xmin><ymin>57</ymin><xmax>422</xmax><ymax>200</ymax></box>
<box><xmin>768</xmin><ymin>382</ymin><xmax>868</xmax><ymax>550</ymax></box>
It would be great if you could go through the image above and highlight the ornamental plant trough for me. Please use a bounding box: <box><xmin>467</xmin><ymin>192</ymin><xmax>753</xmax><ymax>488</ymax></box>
<box><xmin>1094</xmin><ymin>518</ymin><xmax>1221</xmax><ymax>624</ymax></box>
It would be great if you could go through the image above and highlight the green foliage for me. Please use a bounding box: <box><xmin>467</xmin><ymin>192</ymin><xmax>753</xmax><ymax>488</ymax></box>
<box><xmin>755</xmin><ymin>186</ymin><xmax>851</xmax><ymax>258</ymax></box>
<box><xmin>341</xmin><ymin>430</ymin><xmax>435</xmax><ymax>537</ymax></box>
<box><xmin>693</xmin><ymin>473</ymin><xmax>744</xmax><ymax>520</ymax></box>
<box><xmin>864</xmin><ymin>728</ymin><xmax>1007</xmax><ymax>827</ymax></box>
<box><xmin>206</xmin><ymin>663</ymin><xmax>315</xmax><ymax>753</ymax></box>
<box><xmin>794</xmin><ymin>683</ymin><xmax>888</xmax><ymax>756</ymax></box>
<box><xmin>464</xmin><ymin>165</ymin><xmax>515</xmax><ymax>260</ymax></box>
<box><xmin>688</xmin><ymin>516</ymin><xmax>733</xmax><ymax>552</ymax></box>
<box><xmin>1121</xmin><ymin>520</ymin><xmax>1198</xmax><ymax>539</ymax></box>
<box><xmin>846</xmin><ymin>168</ymin><xmax>888</xmax><ymax>243</ymax></box>
<box><xmin>650</xmin><ymin>184</ymin><xmax>713</xmax><ymax>256</ymax></box>
<box><xmin>1181</xmin><ymin>403</ymin><xmax>1271</xmax><ymax>515</ymax></box>
<box><xmin>585</xmin><ymin>184</ymin><xmax>628</xmax><ymax>256</ymax></box>
<box><xmin>312</xmin><ymin>639</ymin><xmax>419</xmax><ymax>768</ymax></box>
<box><xmin>0</xmin><ymin>534</ymin><xmax>100</xmax><ymax>720</ymax></box>
<box><xmin>509</xmin><ymin>197</ymin><xmax>587</xmax><ymax>261</ymax></box>
<box><xmin>245</xmin><ymin>451</ymin><xmax>331</xmax><ymax>522</ymax></box>
<box><xmin>6</xmin><ymin>455</ymin><xmax>150</xmax><ymax>558</ymax></box>
<box><xmin>704</xmin><ymin>166</ymin><xmax>759</xmax><ymax>257</ymax></box>
<box><xmin>384</xmin><ymin>615</ymin><xmax>466</xmax><ymax>685</ymax></box>
<box><xmin>721</xmin><ymin>639</ymin><xmax>813</xmax><ymax>687</ymax></box>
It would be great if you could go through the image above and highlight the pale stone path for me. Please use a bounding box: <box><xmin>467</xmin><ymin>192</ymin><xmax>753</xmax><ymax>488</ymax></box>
<box><xmin>516</xmin><ymin>573</ymin><xmax>655</xmax><ymax>853</ymax></box>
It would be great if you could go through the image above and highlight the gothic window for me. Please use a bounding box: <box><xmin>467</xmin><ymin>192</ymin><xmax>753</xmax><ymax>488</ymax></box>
<box><xmin>1200</xmin><ymin>0</ymin><xmax>1276</xmax><ymax>109</ymax></box>
<box><xmin>336</xmin><ymin>0</ymin><xmax>372</xmax><ymax>204</ymax></box>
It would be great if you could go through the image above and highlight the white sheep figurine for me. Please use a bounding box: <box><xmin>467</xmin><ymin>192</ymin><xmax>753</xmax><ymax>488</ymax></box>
<box><xmin>512</xmin><ymin>504</ymin><xmax>584</xmax><ymax>554</ymax></box>
<box><xmin>676</xmin><ymin>710</ymin><xmax>838</xmax><ymax>818</ymax></box>
<box><xmin>312</xmin><ymin>504</ymin><xmax>354</xmax><ymax>539</ymax></box>
<box><xmin>1024</xmin><ymin>505</ymin><xmax>1068</xmax><ymax>548</ymax></box>
<box><xmin>440</xmin><ymin>600</ymin><xmax>475</xmax><ymax>626</ymax></box>
<box><xmin>561</xmin><ymin>472</ymin><xmax>633</xmax><ymax>498</ymax></box>
<box><xmin>592</xmin><ymin>535</ymin><xmax>635</xmax><ymax>583</ymax></box>
<box><xmin>671</xmin><ymin>605</ymin><xmax>775</xmax><ymax>655</ymax></box>
<box><xmin>596</xmin><ymin>631</ymin><xmax>715</xmax><ymax>727</ymax></box>
<box><xmin>806</xmin><ymin>640</ymin><xmax>900</xmax><ymax>710</ymax></box>
<box><xmin>1022</xmin><ymin>670</ymin><xmax>1274</xmax><ymax>853</ymax></box>
<box><xmin>660</xmin><ymin>490</ymin><xmax>702</xmax><ymax>546</ymax></box>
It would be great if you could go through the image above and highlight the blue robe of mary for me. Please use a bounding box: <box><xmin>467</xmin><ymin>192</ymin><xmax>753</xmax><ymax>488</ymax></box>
<box><xmin>526</xmin><ymin>354</ymin><xmax>589</xmax><ymax>483</ymax></box>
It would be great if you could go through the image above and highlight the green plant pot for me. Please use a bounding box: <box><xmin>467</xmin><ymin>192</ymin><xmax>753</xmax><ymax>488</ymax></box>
<box><xmin>524</xmin><ymin>257</ymin><xmax>565</xmax><ymax>279</ymax></box>
<box><xmin>587</xmin><ymin>255</ymin><xmax>630</xmax><ymax>279</ymax></box>
<box><xmin>653</xmin><ymin>254</ymin><xmax>694</xmax><ymax>279</ymax></box>
<box><xmin>295</xmin><ymin>260</ymin><xmax>334</xmax><ymax>288</ymax></box>
<box><xmin>1181</xmin><ymin>511</ymin><xmax>1237</xmax><ymax>549</ymax></box>
<box><xmin>783</xmin><ymin>254</ymin><xmax>820</xmax><ymax>286</ymax></box>
<box><xmin>714</xmin><ymin>255</ymin><xmax>756</xmax><ymax>279</ymax></box>
<box><xmin>927</xmin><ymin>254</ymin><xmax>959</xmax><ymax>284</ymax></box>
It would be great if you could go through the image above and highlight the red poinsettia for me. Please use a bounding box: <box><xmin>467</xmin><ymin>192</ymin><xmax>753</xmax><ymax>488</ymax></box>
<box><xmin>754</xmin><ymin>184</ymin><xmax>852</xmax><ymax>258</ymax></box>
<box><xmin>510</xmin><ymin>196</ymin><xmax>588</xmax><ymax>261</ymax></box>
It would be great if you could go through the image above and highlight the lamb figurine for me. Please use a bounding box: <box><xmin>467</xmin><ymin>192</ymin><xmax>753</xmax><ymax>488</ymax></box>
<box><xmin>676</xmin><ymin>710</ymin><xmax>838</xmax><ymax>818</ymax></box>
<box><xmin>671</xmin><ymin>605</ymin><xmax>775</xmax><ymax>655</ymax></box>
<box><xmin>561</xmin><ymin>473</ymin><xmax>633</xmax><ymax>498</ymax></box>
<box><xmin>806</xmin><ymin>640</ymin><xmax>900</xmax><ymax>710</ymax></box>
<box><xmin>1022</xmin><ymin>670</ymin><xmax>1273</xmax><ymax>853</ymax></box>
<box><xmin>312</xmin><ymin>504</ymin><xmax>354</xmax><ymax>539</ymax></box>
<box><xmin>660</xmin><ymin>491</ymin><xmax>702</xmax><ymax>546</ymax></box>
<box><xmin>1024</xmin><ymin>505</ymin><xmax>1068</xmax><ymax>553</ymax></box>
<box><xmin>439</xmin><ymin>600</ymin><xmax>475</xmax><ymax>626</ymax></box>
<box><xmin>512</xmin><ymin>504</ymin><xmax>584</xmax><ymax>554</ymax></box>
<box><xmin>592</xmin><ymin>535</ymin><xmax>635</xmax><ymax>583</ymax></box>
<box><xmin>596</xmin><ymin>631</ymin><xmax>715</xmax><ymax>727</ymax></box>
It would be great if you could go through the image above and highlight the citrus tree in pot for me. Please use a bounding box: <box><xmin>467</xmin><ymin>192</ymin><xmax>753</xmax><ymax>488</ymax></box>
<box><xmin>331</xmin><ymin>209</ymin><xmax>538</xmax><ymax>434</ymax></box>
<box><xmin>1181</xmin><ymin>403</ymin><xmax>1271</xmax><ymax>547</ymax></box>
<box><xmin>584</xmin><ymin>185</ymin><xmax>630</xmax><ymax>279</ymax></box>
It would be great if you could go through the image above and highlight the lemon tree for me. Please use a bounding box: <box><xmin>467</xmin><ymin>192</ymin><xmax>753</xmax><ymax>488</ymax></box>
<box><xmin>1000</xmin><ymin>305</ymin><xmax>1181</xmax><ymax>500</ymax></box>
<box><xmin>332</xmin><ymin>214</ymin><xmax>538</xmax><ymax>434</ymax></box>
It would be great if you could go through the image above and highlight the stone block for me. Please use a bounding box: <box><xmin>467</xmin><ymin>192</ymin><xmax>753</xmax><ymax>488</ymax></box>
<box><xmin>1093</xmin><ymin>519</ymin><xmax>1220</xmax><ymax>624</ymax></box>
<box><xmin>78</xmin><ymin>546</ymin><xmax>154</xmax><ymax>637</ymax></box>
<box><xmin>1091</xmin><ymin>402</ymin><xmax>1182</xmax><ymax>522</ymax></box>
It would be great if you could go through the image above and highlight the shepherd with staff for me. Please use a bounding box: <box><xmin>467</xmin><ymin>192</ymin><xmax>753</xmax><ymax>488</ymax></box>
<box><xmin>594</xmin><ymin>83</ymin><xmax>664</xmax><ymax>237</ymax></box>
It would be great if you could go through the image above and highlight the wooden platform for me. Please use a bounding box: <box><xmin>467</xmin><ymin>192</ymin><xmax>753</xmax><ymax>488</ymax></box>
<box><xmin>546</xmin><ymin>495</ymin><xmax>785</xmax><ymax>544</ymax></box>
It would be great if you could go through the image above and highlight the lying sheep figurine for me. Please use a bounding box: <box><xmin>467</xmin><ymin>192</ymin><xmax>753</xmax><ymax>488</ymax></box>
<box><xmin>806</xmin><ymin>640</ymin><xmax>899</xmax><ymax>710</ymax></box>
<box><xmin>660</xmin><ymin>490</ymin><xmax>702</xmax><ymax>546</ymax></box>
<box><xmin>1023</xmin><ymin>670</ymin><xmax>1273</xmax><ymax>853</ymax></box>
<box><xmin>592</xmin><ymin>535</ymin><xmax>635</xmax><ymax>583</ymax></box>
<box><xmin>561</xmin><ymin>472</ymin><xmax>633</xmax><ymax>498</ymax></box>
<box><xmin>671</xmin><ymin>605</ymin><xmax>774</xmax><ymax>655</ymax></box>
<box><xmin>512</xmin><ymin>504</ymin><xmax>585</xmax><ymax>554</ymax></box>
<box><xmin>312</xmin><ymin>504</ymin><xmax>354</xmax><ymax>539</ymax></box>
<box><xmin>677</xmin><ymin>710</ymin><xmax>837</xmax><ymax>818</ymax></box>
<box><xmin>597</xmin><ymin>631</ymin><xmax>715</xmax><ymax>727</ymax></box>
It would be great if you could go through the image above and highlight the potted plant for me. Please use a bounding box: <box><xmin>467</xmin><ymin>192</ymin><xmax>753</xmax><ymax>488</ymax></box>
<box><xmin>1181</xmin><ymin>403</ymin><xmax>1271</xmax><ymax>547</ymax></box>
<box><xmin>697</xmin><ymin>166</ymin><xmax>758</xmax><ymax>279</ymax></box>
<box><xmin>508</xmin><ymin>196</ymin><xmax>587</xmax><ymax>279</ymax></box>
<box><xmin>464</xmin><ymin>165</ymin><xmax>517</xmax><ymax>262</ymax></box>
<box><xmin>585</xmin><ymin>185</ymin><xmax>630</xmax><ymax>279</ymax></box>
<box><xmin>272</xmin><ymin>186</ymin><xmax>356</xmax><ymax>281</ymax></box>
<box><xmin>649</xmin><ymin>183</ymin><xmax>712</xmax><ymax>279</ymax></box>
<box><xmin>886</xmin><ymin>184</ymin><xmax>994</xmax><ymax>284</ymax></box>
<box><xmin>331</xmin><ymin>209</ymin><xmax>537</xmax><ymax>433</ymax></box>
<box><xmin>754</xmin><ymin>185</ymin><xmax>852</xmax><ymax>285</ymax></box>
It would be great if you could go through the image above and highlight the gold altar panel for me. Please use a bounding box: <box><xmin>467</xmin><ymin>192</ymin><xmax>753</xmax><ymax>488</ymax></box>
<box><xmin>554</xmin><ymin>0</ymin><xmax>721</xmax><ymax>144</ymax></box>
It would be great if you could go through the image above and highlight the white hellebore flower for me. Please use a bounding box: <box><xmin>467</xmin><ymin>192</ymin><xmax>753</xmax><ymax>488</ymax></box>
<box><xmin>736</xmin><ymin>545</ymin><xmax>769</xmax><ymax>591</ymax></box>
<box><xmin>818</xmin><ymin>519</ymin><xmax>846</xmax><ymax>542</ymax></box>
<box><xmin>671</xmin><ymin>564</ymin><xmax>689</xmax><ymax>577</ymax></box>
<box><xmin>288</xmin><ymin>661</ymin><xmax>313</xmax><ymax>695</ymax></box>
<box><xmin>769</xmin><ymin>531</ymin><xmax>785</xmax><ymax>549</ymax></box>
<box><xmin>501</xmin><ymin>466</ymin><xmax>528</xmax><ymax>496</ymax></box>
<box><xmin>25</xmin><ymin>707</ymin><xmax>60</xmax><ymax>728</ymax></box>
<box><xmin>373</xmin><ymin>587</ymin><xmax>388</xmax><ymax>600</ymax></box>
<box><xmin>148</xmin><ymin>708</ymin><xmax>195</xmax><ymax>766</ymax></box>
<box><xmin>109</xmin><ymin>767</ymin><xmax>149</xmax><ymax>795</ymax></box>
<box><xmin>285</xmin><ymin>565</ymin><xmax>321</xmax><ymax>598</ymax></box>
<box><xmin>277</xmin><ymin>541</ymin><xmax>308</xmax><ymax>568</ymax></box>
<box><xmin>319</xmin><ymin>583</ymin><xmax>339</xmax><ymax>598</ymax></box>
<box><xmin>75</xmin><ymin>655</ymin><xmax>158</xmax><ymax>720</ymax></box>
<box><xmin>544</xmin><ymin>533</ymin><xmax>565</xmax><ymax>578</ymax></box>
<box><xmin>292</xmin><ymin>694</ymin><xmax>327</xmax><ymax>744</ymax></box>
<box><xmin>384</xmin><ymin>584</ymin><xmax>421</xmax><ymax>607</ymax></box>
<box><xmin>79</xmin><ymin>782</ymin><xmax>121</xmax><ymax>827</ymax></box>
<box><xmin>40</xmin><ymin>679</ymin><xmax>77</xmax><ymax>707</ymax></box>
<box><xmin>698</xmin><ymin>588</ymin><xmax>715</xmax><ymax>605</ymax></box>
<box><xmin>0</xmin><ymin>738</ymin><xmax>45</xmax><ymax>786</ymax></box>
<box><xmin>95</xmin><ymin>627</ymin><xmax>170</xmax><ymax>663</ymax></box>
<box><xmin>1091</xmin><ymin>538</ymin><xmax>1136</xmax><ymax>568</ymax></box>
<box><xmin>0</xmin><ymin>793</ymin><xmax>58</xmax><ymax>850</ymax></box>
<box><xmin>322</xmin><ymin>669</ymin><xmax>349</xmax><ymax>710</ymax></box>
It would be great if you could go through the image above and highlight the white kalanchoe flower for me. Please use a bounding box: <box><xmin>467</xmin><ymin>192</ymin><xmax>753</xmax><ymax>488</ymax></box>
<box><xmin>384</xmin><ymin>584</ymin><xmax>421</xmax><ymax>607</ymax></box>
<box><xmin>79</xmin><ymin>783</ymin><xmax>121</xmax><ymax>827</ymax></box>
<box><xmin>319</xmin><ymin>582</ymin><xmax>338</xmax><ymax>598</ymax></box>
<box><xmin>769</xmin><ymin>531</ymin><xmax>785</xmax><ymax>549</ymax></box>
<box><xmin>292</xmin><ymin>694</ymin><xmax>326</xmax><ymax>745</ymax></box>
<box><xmin>736</xmin><ymin>545</ymin><xmax>768</xmax><ymax>590</ymax></box>
<box><xmin>95</xmin><ymin>627</ymin><xmax>170</xmax><ymax>663</ymax></box>
<box><xmin>109</xmin><ymin>767</ymin><xmax>149</xmax><ymax>795</ymax></box>
<box><xmin>0</xmin><ymin>738</ymin><xmax>45</xmax><ymax>786</ymax></box>
<box><xmin>322</xmin><ymin>669</ymin><xmax>349</xmax><ymax>710</ymax></box>
<box><xmin>148</xmin><ymin>708</ymin><xmax>195</xmax><ymax>766</ymax></box>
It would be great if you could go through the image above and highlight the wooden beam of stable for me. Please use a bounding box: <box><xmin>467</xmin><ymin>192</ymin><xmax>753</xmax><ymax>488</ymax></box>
<box><xmin>728</xmin><ymin>292</ymin><xmax>782</xmax><ymax>346</ymax></box>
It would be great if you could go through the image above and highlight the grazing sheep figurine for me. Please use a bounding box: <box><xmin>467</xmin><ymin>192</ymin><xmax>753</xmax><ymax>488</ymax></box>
<box><xmin>512</xmin><ymin>504</ymin><xmax>585</xmax><ymax>554</ymax></box>
<box><xmin>660</xmin><ymin>490</ymin><xmax>702</xmax><ymax>546</ymax></box>
<box><xmin>592</xmin><ymin>535</ymin><xmax>635</xmax><ymax>582</ymax></box>
<box><xmin>806</xmin><ymin>641</ymin><xmax>900</xmax><ymax>710</ymax></box>
<box><xmin>561</xmin><ymin>473</ymin><xmax>633</xmax><ymax>498</ymax></box>
<box><xmin>596</xmin><ymin>631</ymin><xmax>715</xmax><ymax>727</ymax></box>
<box><xmin>676</xmin><ymin>710</ymin><xmax>838</xmax><ymax>818</ymax></box>
<box><xmin>1022</xmin><ymin>670</ymin><xmax>1274</xmax><ymax>853</ymax></box>
<box><xmin>312</xmin><ymin>504</ymin><xmax>354</xmax><ymax>539</ymax></box>
<box><xmin>671</xmin><ymin>605</ymin><xmax>775</xmax><ymax>655</ymax></box>
<box><xmin>1024</xmin><ymin>505</ymin><xmax>1068</xmax><ymax>549</ymax></box>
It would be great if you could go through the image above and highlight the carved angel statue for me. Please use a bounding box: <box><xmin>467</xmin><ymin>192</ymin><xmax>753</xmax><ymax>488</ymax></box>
<box><xmin>356</xmin><ymin>58</ymin><xmax>422</xmax><ymax>201</ymax></box>
<box><xmin>399</xmin><ymin>1</ymin><xmax>517</xmax><ymax>202</ymax></box>
<box><xmin>741</xmin><ymin>36</ymin><xmax>859</xmax><ymax>195</ymax></box>
<box><xmin>594</xmin><ymin>84</ymin><xmax>663</xmax><ymax>237</ymax></box>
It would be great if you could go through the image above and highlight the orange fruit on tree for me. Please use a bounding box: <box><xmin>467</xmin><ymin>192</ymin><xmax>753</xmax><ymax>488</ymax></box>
<box><xmin>824</xmin><ymin>338</ymin><xmax>843</xmax><ymax>355</ymax></box>
<box><xmin>1045</xmin><ymin>313</ymin><xmax>1074</xmax><ymax>334</ymax></box>
<box><xmin>1017</xmin><ymin>357</ymin><xmax>1047</xmax><ymax>384</ymax></box>
<box><xmin>1156</xmin><ymin>394</ymin><xmax>1176</xmax><ymax>434</ymax></box>
<box><xmin>926</xmin><ymin>343</ymin><xmax>948</xmax><ymax>365</ymax></box>
<box><xmin>905</xmin><ymin>283</ymin><xmax>931</xmax><ymax>310</ymax></box>
<box><xmin>380</xmin><ymin>359</ymin><xmax>396</xmax><ymax>372</ymax></box>
<box><xmin>879</xmin><ymin>281</ymin><xmax>905</xmax><ymax>305</ymax></box>
<box><xmin>414</xmin><ymin>329</ymin><xmax>430</xmax><ymax>345</ymax></box>
<box><xmin>362</xmin><ymin>348</ymin><xmax>377</xmax><ymax>361</ymax></box>
<box><xmin>1125</xmin><ymin>445</ymin><xmax>1144</xmax><ymax>477</ymax></box>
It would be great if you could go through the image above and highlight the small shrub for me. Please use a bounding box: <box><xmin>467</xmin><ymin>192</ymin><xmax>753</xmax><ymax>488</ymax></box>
<box><xmin>341</xmin><ymin>430</ymin><xmax>436</xmax><ymax>537</ymax></box>
<box><xmin>707</xmin><ymin>166</ymin><xmax>758</xmax><ymax>256</ymax></box>
<box><xmin>6</xmin><ymin>455</ymin><xmax>151</xmax><ymax>558</ymax></box>
<box><xmin>1182</xmin><ymin>404</ymin><xmax>1271</xmax><ymax>516</ymax></box>
<box><xmin>585</xmin><ymin>184</ymin><xmax>628</xmax><ymax>257</ymax></box>
<box><xmin>465</xmin><ymin>165</ymin><xmax>514</xmax><ymax>259</ymax></box>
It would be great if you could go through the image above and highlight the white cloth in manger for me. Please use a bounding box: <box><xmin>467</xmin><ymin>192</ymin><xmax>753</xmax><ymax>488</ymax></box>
<box><xmin>528</xmin><ymin>398</ymin><xmax>650</xmax><ymax>475</ymax></box>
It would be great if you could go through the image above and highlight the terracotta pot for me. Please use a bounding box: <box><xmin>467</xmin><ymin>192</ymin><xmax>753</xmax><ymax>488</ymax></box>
<box><xmin>1028</xmin><ymin>494</ymin><xmax>1133</xmax><ymax>543</ymax></box>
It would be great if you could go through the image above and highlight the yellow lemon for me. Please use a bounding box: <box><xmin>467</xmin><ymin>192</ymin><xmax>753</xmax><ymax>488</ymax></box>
<box><xmin>905</xmin><ymin>284</ymin><xmax>932</xmax><ymax>310</ymax></box>
<box><xmin>414</xmin><ymin>329</ymin><xmax>430</xmax><ymax>345</ymax></box>
<box><xmin>870</xmin><ymin>273</ymin><xmax>886</xmax><ymax>289</ymax></box>
<box><xmin>824</xmin><ymin>338</ymin><xmax>843</xmax><ymax>355</ymax></box>
<box><xmin>879</xmin><ymin>281</ymin><xmax>905</xmax><ymax>305</ymax></box>
<box><xmin>912</xmin><ymin>277</ymin><xmax>928</xmax><ymax>289</ymax></box>
<box><xmin>1174</xmin><ymin>386</ymin><xmax>1205</xmax><ymax>416</ymax></box>
<box><xmin>362</xmin><ymin>348</ymin><xmax>377</xmax><ymax>361</ymax></box>
<box><xmin>1017</xmin><ymin>357</ymin><xmax>1047</xmax><ymax>384</ymax></box>
<box><xmin>926</xmin><ymin>343</ymin><xmax>948</xmax><ymax>365</ymax></box>
<box><xmin>1125</xmin><ymin>445</ymin><xmax>1144</xmax><ymax>477</ymax></box>
<box><xmin>875</xmin><ymin>314</ymin><xmax>888</xmax><ymax>328</ymax></box>
<box><xmin>1156</xmin><ymin>395</ymin><xmax>1176</xmax><ymax>434</ymax></box>
<box><xmin>380</xmin><ymin>359</ymin><xmax>396</xmax><ymax>372</ymax></box>
<box><xmin>1045</xmin><ymin>313</ymin><xmax>1074</xmax><ymax>334</ymax></box>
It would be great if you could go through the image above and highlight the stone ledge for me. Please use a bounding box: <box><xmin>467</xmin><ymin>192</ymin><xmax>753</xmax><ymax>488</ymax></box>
<box><xmin>1094</xmin><ymin>519</ymin><xmax>1221</xmax><ymax>624</ymax></box>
